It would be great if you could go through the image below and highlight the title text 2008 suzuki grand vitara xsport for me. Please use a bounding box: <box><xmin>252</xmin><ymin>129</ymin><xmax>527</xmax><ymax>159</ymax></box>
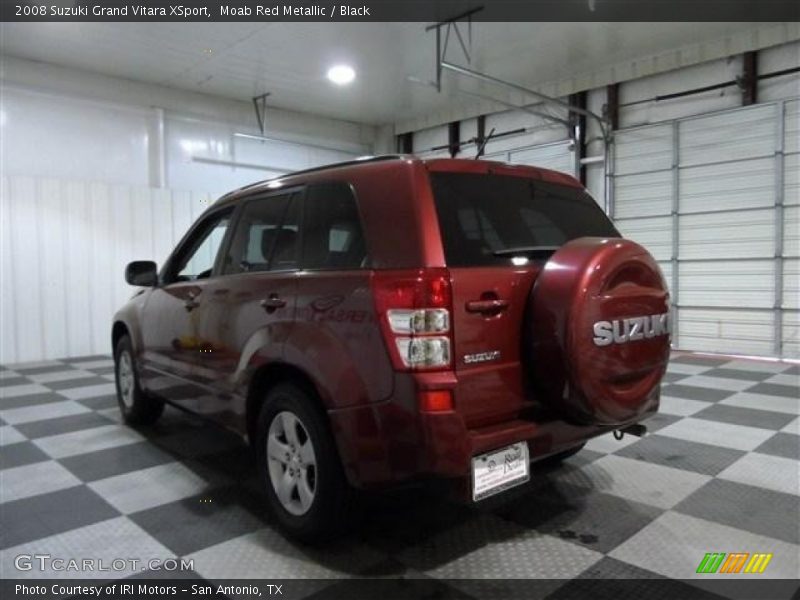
<box><xmin>113</xmin><ymin>156</ymin><xmax>671</xmax><ymax>540</ymax></box>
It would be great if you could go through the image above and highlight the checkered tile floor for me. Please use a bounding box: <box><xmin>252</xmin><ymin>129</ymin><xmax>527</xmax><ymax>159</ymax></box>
<box><xmin>1</xmin><ymin>353</ymin><xmax>798</xmax><ymax>596</ymax></box>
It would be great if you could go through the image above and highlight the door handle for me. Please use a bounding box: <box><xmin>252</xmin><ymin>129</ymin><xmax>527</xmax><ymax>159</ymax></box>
<box><xmin>260</xmin><ymin>295</ymin><xmax>287</xmax><ymax>312</ymax></box>
<box><xmin>465</xmin><ymin>298</ymin><xmax>509</xmax><ymax>314</ymax></box>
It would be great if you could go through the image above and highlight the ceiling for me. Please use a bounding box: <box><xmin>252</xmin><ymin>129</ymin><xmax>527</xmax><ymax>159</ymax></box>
<box><xmin>0</xmin><ymin>22</ymin><xmax>793</xmax><ymax>128</ymax></box>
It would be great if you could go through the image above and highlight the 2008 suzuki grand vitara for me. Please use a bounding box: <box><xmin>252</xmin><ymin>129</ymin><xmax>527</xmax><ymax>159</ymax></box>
<box><xmin>113</xmin><ymin>156</ymin><xmax>671</xmax><ymax>540</ymax></box>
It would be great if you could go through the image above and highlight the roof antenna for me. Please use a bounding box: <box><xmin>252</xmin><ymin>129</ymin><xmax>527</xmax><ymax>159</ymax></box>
<box><xmin>475</xmin><ymin>127</ymin><xmax>495</xmax><ymax>159</ymax></box>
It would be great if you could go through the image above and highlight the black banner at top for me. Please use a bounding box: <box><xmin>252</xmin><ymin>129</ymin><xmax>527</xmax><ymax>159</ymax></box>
<box><xmin>2</xmin><ymin>0</ymin><xmax>799</xmax><ymax>22</ymax></box>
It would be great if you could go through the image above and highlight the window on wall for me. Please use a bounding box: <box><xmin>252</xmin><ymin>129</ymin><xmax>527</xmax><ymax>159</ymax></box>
<box><xmin>223</xmin><ymin>192</ymin><xmax>301</xmax><ymax>275</ymax></box>
<box><xmin>171</xmin><ymin>209</ymin><xmax>233</xmax><ymax>282</ymax></box>
<box><xmin>302</xmin><ymin>183</ymin><xmax>367</xmax><ymax>270</ymax></box>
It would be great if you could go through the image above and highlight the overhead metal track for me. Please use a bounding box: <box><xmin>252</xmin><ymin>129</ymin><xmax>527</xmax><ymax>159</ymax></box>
<box><xmin>440</xmin><ymin>61</ymin><xmax>610</xmax><ymax>142</ymax></box>
<box><xmin>233</xmin><ymin>132</ymin><xmax>364</xmax><ymax>155</ymax></box>
<box><xmin>456</xmin><ymin>87</ymin><xmax>570</xmax><ymax>127</ymax></box>
<box><xmin>437</xmin><ymin>61</ymin><xmax>615</xmax><ymax>213</ymax></box>
<box><xmin>406</xmin><ymin>74</ymin><xmax>569</xmax><ymax>129</ymax></box>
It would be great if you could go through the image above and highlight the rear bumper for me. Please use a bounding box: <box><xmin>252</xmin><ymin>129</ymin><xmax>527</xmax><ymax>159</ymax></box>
<box><xmin>328</xmin><ymin>388</ymin><xmax>659</xmax><ymax>491</ymax></box>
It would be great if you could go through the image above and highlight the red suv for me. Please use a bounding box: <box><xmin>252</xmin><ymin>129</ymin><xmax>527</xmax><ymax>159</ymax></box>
<box><xmin>113</xmin><ymin>156</ymin><xmax>671</xmax><ymax>540</ymax></box>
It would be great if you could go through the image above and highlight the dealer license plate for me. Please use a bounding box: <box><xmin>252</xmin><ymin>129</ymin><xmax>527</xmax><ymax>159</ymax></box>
<box><xmin>471</xmin><ymin>441</ymin><xmax>530</xmax><ymax>501</ymax></box>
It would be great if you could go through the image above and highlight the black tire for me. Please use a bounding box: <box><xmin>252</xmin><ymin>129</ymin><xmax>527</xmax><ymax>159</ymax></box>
<box><xmin>114</xmin><ymin>335</ymin><xmax>164</xmax><ymax>427</ymax></box>
<box><xmin>255</xmin><ymin>383</ymin><xmax>352</xmax><ymax>542</ymax></box>
<box><xmin>542</xmin><ymin>442</ymin><xmax>586</xmax><ymax>465</ymax></box>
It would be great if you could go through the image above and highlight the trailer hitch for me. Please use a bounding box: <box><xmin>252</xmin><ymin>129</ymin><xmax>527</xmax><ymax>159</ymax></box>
<box><xmin>614</xmin><ymin>423</ymin><xmax>648</xmax><ymax>440</ymax></box>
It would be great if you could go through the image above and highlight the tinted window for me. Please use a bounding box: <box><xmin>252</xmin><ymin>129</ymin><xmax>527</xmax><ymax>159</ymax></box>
<box><xmin>223</xmin><ymin>193</ymin><xmax>300</xmax><ymax>274</ymax></box>
<box><xmin>302</xmin><ymin>183</ymin><xmax>366</xmax><ymax>270</ymax></box>
<box><xmin>170</xmin><ymin>210</ymin><xmax>232</xmax><ymax>282</ymax></box>
<box><xmin>430</xmin><ymin>173</ymin><xmax>619</xmax><ymax>267</ymax></box>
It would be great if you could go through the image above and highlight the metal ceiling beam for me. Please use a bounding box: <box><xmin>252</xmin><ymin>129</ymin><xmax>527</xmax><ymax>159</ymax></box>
<box><xmin>252</xmin><ymin>92</ymin><xmax>271</xmax><ymax>135</ymax></box>
<box><xmin>425</xmin><ymin>6</ymin><xmax>484</xmax><ymax>91</ymax></box>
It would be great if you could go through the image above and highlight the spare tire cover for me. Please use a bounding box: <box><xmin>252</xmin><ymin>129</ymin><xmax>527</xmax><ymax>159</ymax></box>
<box><xmin>528</xmin><ymin>237</ymin><xmax>671</xmax><ymax>425</ymax></box>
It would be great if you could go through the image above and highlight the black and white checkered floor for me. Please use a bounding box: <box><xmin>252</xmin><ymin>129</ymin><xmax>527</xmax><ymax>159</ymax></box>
<box><xmin>1</xmin><ymin>353</ymin><xmax>798</xmax><ymax>597</ymax></box>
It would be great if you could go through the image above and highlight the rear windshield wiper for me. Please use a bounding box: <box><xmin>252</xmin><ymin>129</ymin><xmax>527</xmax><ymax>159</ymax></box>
<box><xmin>492</xmin><ymin>245</ymin><xmax>561</xmax><ymax>257</ymax></box>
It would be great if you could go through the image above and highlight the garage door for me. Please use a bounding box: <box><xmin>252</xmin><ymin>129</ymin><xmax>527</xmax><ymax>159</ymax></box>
<box><xmin>483</xmin><ymin>140</ymin><xmax>576</xmax><ymax>177</ymax></box>
<box><xmin>612</xmin><ymin>100</ymin><xmax>798</xmax><ymax>358</ymax></box>
<box><xmin>508</xmin><ymin>140</ymin><xmax>576</xmax><ymax>175</ymax></box>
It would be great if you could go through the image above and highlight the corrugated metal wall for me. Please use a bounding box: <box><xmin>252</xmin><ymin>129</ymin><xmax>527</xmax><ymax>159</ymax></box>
<box><xmin>487</xmin><ymin>140</ymin><xmax>577</xmax><ymax>177</ymax></box>
<box><xmin>613</xmin><ymin>99</ymin><xmax>799</xmax><ymax>358</ymax></box>
<box><xmin>0</xmin><ymin>177</ymin><xmax>214</xmax><ymax>364</ymax></box>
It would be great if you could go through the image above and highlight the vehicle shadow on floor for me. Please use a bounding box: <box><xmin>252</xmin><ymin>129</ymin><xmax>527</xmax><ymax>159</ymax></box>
<box><xmin>132</xmin><ymin>405</ymin><xmax>598</xmax><ymax>576</ymax></box>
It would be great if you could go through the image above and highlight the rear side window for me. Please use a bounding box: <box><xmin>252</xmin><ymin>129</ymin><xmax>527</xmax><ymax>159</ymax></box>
<box><xmin>302</xmin><ymin>183</ymin><xmax>367</xmax><ymax>270</ymax></box>
<box><xmin>223</xmin><ymin>192</ymin><xmax>300</xmax><ymax>274</ymax></box>
<box><xmin>430</xmin><ymin>173</ymin><xmax>619</xmax><ymax>267</ymax></box>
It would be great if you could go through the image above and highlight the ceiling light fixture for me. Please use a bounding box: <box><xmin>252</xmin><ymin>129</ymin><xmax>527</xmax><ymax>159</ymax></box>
<box><xmin>326</xmin><ymin>64</ymin><xmax>356</xmax><ymax>85</ymax></box>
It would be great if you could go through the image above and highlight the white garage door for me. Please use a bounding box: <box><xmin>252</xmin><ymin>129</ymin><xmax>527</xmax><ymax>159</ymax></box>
<box><xmin>484</xmin><ymin>140</ymin><xmax>576</xmax><ymax>177</ymax></box>
<box><xmin>508</xmin><ymin>140</ymin><xmax>576</xmax><ymax>175</ymax></box>
<box><xmin>612</xmin><ymin>100</ymin><xmax>798</xmax><ymax>358</ymax></box>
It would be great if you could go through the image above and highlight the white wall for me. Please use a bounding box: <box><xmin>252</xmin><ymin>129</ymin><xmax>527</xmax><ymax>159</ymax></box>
<box><xmin>0</xmin><ymin>176</ymin><xmax>214</xmax><ymax>363</ymax></box>
<box><xmin>618</xmin><ymin>56</ymin><xmax>745</xmax><ymax>129</ymax></box>
<box><xmin>0</xmin><ymin>58</ymin><xmax>377</xmax><ymax>363</ymax></box>
<box><xmin>0</xmin><ymin>57</ymin><xmax>375</xmax><ymax>195</ymax></box>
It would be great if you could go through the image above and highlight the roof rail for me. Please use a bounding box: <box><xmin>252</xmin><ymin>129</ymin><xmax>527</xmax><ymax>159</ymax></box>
<box><xmin>218</xmin><ymin>154</ymin><xmax>409</xmax><ymax>201</ymax></box>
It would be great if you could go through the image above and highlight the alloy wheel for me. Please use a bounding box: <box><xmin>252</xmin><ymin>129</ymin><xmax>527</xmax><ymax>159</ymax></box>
<box><xmin>266</xmin><ymin>411</ymin><xmax>317</xmax><ymax>516</ymax></box>
<box><xmin>117</xmin><ymin>351</ymin><xmax>134</xmax><ymax>409</ymax></box>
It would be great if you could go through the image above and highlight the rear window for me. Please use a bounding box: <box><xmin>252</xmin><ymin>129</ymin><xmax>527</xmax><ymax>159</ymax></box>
<box><xmin>430</xmin><ymin>172</ymin><xmax>620</xmax><ymax>267</ymax></box>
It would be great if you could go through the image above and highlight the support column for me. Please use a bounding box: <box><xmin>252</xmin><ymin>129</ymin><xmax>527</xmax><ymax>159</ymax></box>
<box><xmin>569</xmin><ymin>91</ymin><xmax>588</xmax><ymax>184</ymax></box>
<box><xmin>774</xmin><ymin>100</ymin><xmax>786</xmax><ymax>357</ymax></box>
<box><xmin>606</xmin><ymin>83</ymin><xmax>620</xmax><ymax>131</ymax></box>
<box><xmin>742</xmin><ymin>51</ymin><xmax>758</xmax><ymax>106</ymax></box>
<box><xmin>397</xmin><ymin>132</ymin><xmax>413</xmax><ymax>154</ymax></box>
<box><xmin>448</xmin><ymin>121</ymin><xmax>461</xmax><ymax>158</ymax></box>
<box><xmin>476</xmin><ymin>115</ymin><xmax>487</xmax><ymax>157</ymax></box>
<box><xmin>605</xmin><ymin>83</ymin><xmax>620</xmax><ymax>216</ymax></box>
<box><xmin>671</xmin><ymin>120</ymin><xmax>681</xmax><ymax>349</ymax></box>
<box><xmin>148</xmin><ymin>107</ymin><xmax>166</xmax><ymax>189</ymax></box>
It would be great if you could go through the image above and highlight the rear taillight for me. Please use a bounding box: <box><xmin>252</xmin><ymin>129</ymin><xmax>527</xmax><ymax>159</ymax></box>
<box><xmin>371</xmin><ymin>268</ymin><xmax>453</xmax><ymax>371</ymax></box>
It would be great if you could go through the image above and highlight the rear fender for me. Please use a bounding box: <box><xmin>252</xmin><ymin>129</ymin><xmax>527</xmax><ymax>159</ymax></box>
<box><xmin>282</xmin><ymin>321</ymin><xmax>375</xmax><ymax>410</ymax></box>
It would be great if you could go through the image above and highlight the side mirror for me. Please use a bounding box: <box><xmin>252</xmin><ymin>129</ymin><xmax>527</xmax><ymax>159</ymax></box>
<box><xmin>125</xmin><ymin>261</ymin><xmax>158</xmax><ymax>287</ymax></box>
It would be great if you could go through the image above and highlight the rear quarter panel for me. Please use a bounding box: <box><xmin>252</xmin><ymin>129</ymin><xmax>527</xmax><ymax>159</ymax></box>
<box><xmin>285</xmin><ymin>271</ymin><xmax>393</xmax><ymax>409</ymax></box>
